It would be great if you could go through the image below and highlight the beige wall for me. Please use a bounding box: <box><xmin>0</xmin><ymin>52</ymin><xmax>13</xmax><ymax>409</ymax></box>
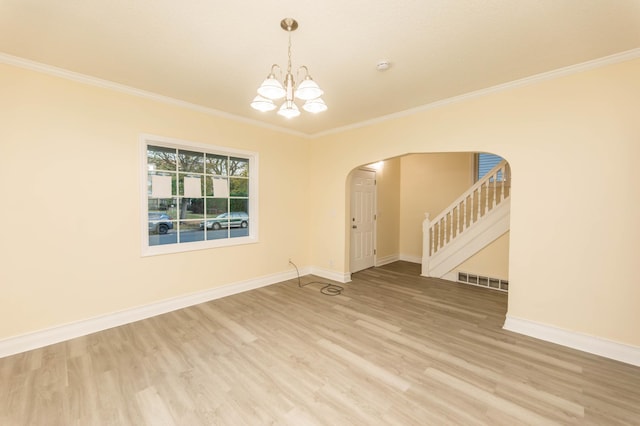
<box><xmin>399</xmin><ymin>153</ymin><xmax>474</xmax><ymax>260</ymax></box>
<box><xmin>454</xmin><ymin>232</ymin><xmax>510</xmax><ymax>280</ymax></box>
<box><xmin>373</xmin><ymin>157</ymin><xmax>401</xmax><ymax>261</ymax></box>
<box><xmin>309</xmin><ymin>58</ymin><xmax>640</xmax><ymax>347</ymax></box>
<box><xmin>2</xmin><ymin>56</ymin><xmax>639</xmax><ymax>351</ymax></box>
<box><xmin>0</xmin><ymin>63</ymin><xmax>311</xmax><ymax>339</ymax></box>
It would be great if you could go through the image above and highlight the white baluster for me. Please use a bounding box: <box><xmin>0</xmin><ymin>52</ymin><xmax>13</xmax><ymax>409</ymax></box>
<box><xmin>461</xmin><ymin>198</ymin><xmax>466</xmax><ymax>232</ymax></box>
<box><xmin>492</xmin><ymin>171</ymin><xmax>497</xmax><ymax>208</ymax></box>
<box><xmin>484</xmin><ymin>180</ymin><xmax>489</xmax><ymax>217</ymax></box>
<box><xmin>469</xmin><ymin>191</ymin><xmax>474</xmax><ymax>225</ymax></box>
<box><xmin>502</xmin><ymin>165</ymin><xmax>507</xmax><ymax>200</ymax></box>
<box><xmin>454</xmin><ymin>207</ymin><xmax>458</xmax><ymax>238</ymax></box>
<box><xmin>431</xmin><ymin>225</ymin><xmax>436</xmax><ymax>254</ymax></box>
<box><xmin>422</xmin><ymin>213</ymin><xmax>431</xmax><ymax>276</ymax></box>
<box><xmin>444</xmin><ymin>214</ymin><xmax>449</xmax><ymax>245</ymax></box>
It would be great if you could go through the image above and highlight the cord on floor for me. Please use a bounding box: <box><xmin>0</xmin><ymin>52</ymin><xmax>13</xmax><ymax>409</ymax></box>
<box><xmin>289</xmin><ymin>260</ymin><xmax>344</xmax><ymax>296</ymax></box>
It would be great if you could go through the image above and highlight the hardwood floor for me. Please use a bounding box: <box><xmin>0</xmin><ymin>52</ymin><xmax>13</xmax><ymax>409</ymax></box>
<box><xmin>1</xmin><ymin>261</ymin><xmax>639</xmax><ymax>425</ymax></box>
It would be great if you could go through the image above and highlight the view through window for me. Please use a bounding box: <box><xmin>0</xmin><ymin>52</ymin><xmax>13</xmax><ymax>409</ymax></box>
<box><xmin>143</xmin><ymin>137</ymin><xmax>257</xmax><ymax>255</ymax></box>
<box><xmin>477</xmin><ymin>153</ymin><xmax>504</xmax><ymax>181</ymax></box>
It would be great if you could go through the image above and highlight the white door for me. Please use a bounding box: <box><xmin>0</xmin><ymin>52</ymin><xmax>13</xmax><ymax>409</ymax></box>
<box><xmin>350</xmin><ymin>169</ymin><xmax>376</xmax><ymax>273</ymax></box>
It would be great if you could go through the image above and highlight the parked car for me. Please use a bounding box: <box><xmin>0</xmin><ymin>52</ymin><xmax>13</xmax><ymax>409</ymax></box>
<box><xmin>200</xmin><ymin>212</ymin><xmax>248</xmax><ymax>230</ymax></box>
<box><xmin>148</xmin><ymin>212</ymin><xmax>173</xmax><ymax>234</ymax></box>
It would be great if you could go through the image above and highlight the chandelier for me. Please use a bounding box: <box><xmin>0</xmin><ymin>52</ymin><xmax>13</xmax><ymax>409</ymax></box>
<box><xmin>250</xmin><ymin>18</ymin><xmax>327</xmax><ymax>118</ymax></box>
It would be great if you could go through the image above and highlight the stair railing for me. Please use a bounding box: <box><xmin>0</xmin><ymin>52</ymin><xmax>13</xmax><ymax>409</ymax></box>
<box><xmin>423</xmin><ymin>160</ymin><xmax>511</xmax><ymax>259</ymax></box>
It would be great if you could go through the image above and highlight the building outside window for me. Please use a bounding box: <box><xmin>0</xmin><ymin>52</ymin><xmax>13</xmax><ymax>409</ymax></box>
<box><xmin>476</xmin><ymin>152</ymin><xmax>504</xmax><ymax>181</ymax></box>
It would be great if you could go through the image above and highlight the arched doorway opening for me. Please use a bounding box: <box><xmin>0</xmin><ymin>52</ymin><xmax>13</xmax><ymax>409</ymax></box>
<box><xmin>347</xmin><ymin>151</ymin><xmax>511</xmax><ymax>294</ymax></box>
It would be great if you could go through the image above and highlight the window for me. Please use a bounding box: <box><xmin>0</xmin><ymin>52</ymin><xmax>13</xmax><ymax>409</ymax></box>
<box><xmin>476</xmin><ymin>153</ymin><xmax>503</xmax><ymax>181</ymax></box>
<box><xmin>141</xmin><ymin>135</ymin><xmax>257</xmax><ymax>256</ymax></box>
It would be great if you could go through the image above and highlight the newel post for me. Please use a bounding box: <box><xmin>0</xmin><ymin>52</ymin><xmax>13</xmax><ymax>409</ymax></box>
<box><xmin>421</xmin><ymin>212</ymin><xmax>431</xmax><ymax>277</ymax></box>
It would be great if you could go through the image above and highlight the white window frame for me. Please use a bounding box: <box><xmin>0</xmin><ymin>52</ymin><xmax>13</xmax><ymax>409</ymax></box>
<box><xmin>140</xmin><ymin>134</ymin><xmax>258</xmax><ymax>256</ymax></box>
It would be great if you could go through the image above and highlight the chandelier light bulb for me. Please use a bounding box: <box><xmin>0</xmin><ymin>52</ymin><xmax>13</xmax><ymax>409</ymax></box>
<box><xmin>250</xmin><ymin>18</ymin><xmax>327</xmax><ymax>118</ymax></box>
<box><xmin>295</xmin><ymin>76</ymin><xmax>323</xmax><ymax>101</ymax></box>
<box><xmin>277</xmin><ymin>101</ymin><xmax>300</xmax><ymax>118</ymax></box>
<box><xmin>250</xmin><ymin>95</ymin><xmax>277</xmax><ymax>112</ymax></box>
<box><xmin>257</xmin><ymin>74</ymin><xmax>286</xmax><ymax>100</ymax></box>
<box><xmin>302</xmin><ymin>98</ymin><xmax>327</xmax><ymax>113</ymax></box>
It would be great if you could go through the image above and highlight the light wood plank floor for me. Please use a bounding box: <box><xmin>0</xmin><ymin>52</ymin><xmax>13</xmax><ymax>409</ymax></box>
<box><xmin>1</xmin><ymin>262</ymin><xmax>639</xmax><ymax>425</ymax></box>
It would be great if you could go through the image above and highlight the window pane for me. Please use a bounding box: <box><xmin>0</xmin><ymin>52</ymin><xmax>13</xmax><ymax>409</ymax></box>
<box><xmin>148</xmin><ymin>215</ymin><xmax>175</xmax><ymax>235</ymax></box>
<box><xmin>230</xmin><ymin>198</ymin><xmax>248</xmax><ymax>214</ymax></box>
<box><xmin>177</xmin><ymin>198</ymin><xmax>205</xmax><ymax>221</ymax></box>
<box><xmin>206</xmin><ymin>227</ymin><xmax>229</xmax><ymax>240</ymax></box>
<box><xmin>206</xmin><ymin>154</ymin><xmax>228</xmax><ymax>176</ymax></box>
<box><xmin>179</xmin><ymin>174</ymin><xmax>204</xmax><ymax>197</ymax></box>
<box><xmin>204</xmin><ymin>211</ymin><xmax>230</xmax><ymax>240</ymax></box>
<box><xmin>205</xmin><ymin>212</ymin><xmax>229</xmax><ymax>229</ymax></box>
<box><xmin>206</xmin><ymin>198</ymin><xmax>227</xmax><ymax>217</ymax></box>
<box><xmin>477</xmin><ymin>153</ymin><xmax>503</xmax><ymax>180</ymax></box>
<box><xmin>229</xmin><ymin>178</ymin><xmax>248</xmax><ymax>197</ymax></box>
<box><xmin>205</xmin><ymin>176</ymin><xmax>229</xmax><ymax>197</ymax></box>
<box><xmin>178</xmin><ymin>150</ymin><xmax>204</xmax><ymax>173</ymax></box>
<box><xmin>148</xmin><ymin>173</ymin><xmax>176</xmax><ymax>198</ymax></box>
<box><xmin>148</xmin><ymin>197</ymin><xmax>177</xmax><ymax>215</ymax></box>
<box><xmin>148</xmin><ymin>146</ymin><xmax>176</xmax><ymax>171</ymax></box>
<box><xmin>149</xmin><ymin>231</ymin><xmax>177</xmax><ymax>246</ymax></box>
<box><xmin>179</xmin><ymin>221</ymin><xmax>204</xmax><ymax>243</ymax></box>
<box><xmin>229</xmin><ymin>201</ymin><xmax>249</xmax><ymax>238</ymax></box>
<box><xmin>229</xmin><ymin>157</ymin><xmax>249</xmax><ymax>177</ymax></box>
<box><xmin>148</xmin><ymin>203</ymin><xmax>176</xmax><ymax>245</ymax></box>
<box><xmin>231</xmin><ymin>227</ymin><xmax>249</xmax><ymax>238</ymax></box>
<box><xmin>205</xmin><ymin>177</ymin><xmax>213</xmax><ymax>197</ymax></box>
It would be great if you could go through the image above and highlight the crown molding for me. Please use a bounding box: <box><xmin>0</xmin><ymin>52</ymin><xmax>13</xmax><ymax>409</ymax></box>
<box><xmin>312</xmin><ymin>48</ymin><xmax>640</xmax><ymax>138</ymax></box>
<box><xmin>2</xmin><ymin>48</ymin><xmax>639</xmax><ymax>139</ymax></box>
<box><xmin>0</xmin><ymin>52</ymin><xmax>307</xmax><ymax>138</ymax></box>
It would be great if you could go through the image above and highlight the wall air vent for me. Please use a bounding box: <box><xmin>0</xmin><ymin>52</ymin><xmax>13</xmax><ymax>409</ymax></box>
<box><xmin>458</xmin><ymin>272</ymin><xmax>508</xmax><ymax>292</ymax></box>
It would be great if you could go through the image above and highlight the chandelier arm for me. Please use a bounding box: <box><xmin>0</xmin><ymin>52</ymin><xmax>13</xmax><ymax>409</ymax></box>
<box><xmin>297</xmin><ymin>65</ymin><xmax>310</xmax><ymax>80</ymax></box>
<box><xmin>268</xmin><ymin>64</ymin><xmax>282</xmax><ymax>79</ymax></box>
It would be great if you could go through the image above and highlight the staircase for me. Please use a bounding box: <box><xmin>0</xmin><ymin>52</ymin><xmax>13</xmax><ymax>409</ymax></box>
<box><xmin>421</xmin><ymin>160</ymin><xmax>511</xmax><ymax>278</ymax></box>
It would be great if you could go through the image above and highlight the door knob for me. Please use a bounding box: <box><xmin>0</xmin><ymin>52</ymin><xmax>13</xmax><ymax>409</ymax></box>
<box><xmin>352</xmin><ymin>225</ymin><xmax>357</xmax><ymax>229</ymax></box>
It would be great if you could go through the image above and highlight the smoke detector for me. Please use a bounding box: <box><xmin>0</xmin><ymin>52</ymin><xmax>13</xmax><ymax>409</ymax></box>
<box><xmin>376</xmin><ymin>60</ymin><xmax>391</xmax><ymax>71</ymax></box>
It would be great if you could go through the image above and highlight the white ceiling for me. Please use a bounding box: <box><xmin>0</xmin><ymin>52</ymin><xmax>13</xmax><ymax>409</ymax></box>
<box><xmin>1</xmin><ymin>0</ymin><xmax>639</xmax><ymax>136</ymax></box>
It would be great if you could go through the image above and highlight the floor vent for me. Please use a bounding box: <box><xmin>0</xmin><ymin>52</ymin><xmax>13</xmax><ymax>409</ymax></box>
<box><xmin>457</xmin><ymin>272</ymin><xmax>508</xmax><ymax>292</ymax></box>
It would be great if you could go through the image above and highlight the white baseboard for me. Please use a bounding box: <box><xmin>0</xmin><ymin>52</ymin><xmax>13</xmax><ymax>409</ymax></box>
<box><xmin>399</xmin><ymin>254</ymin><xmax>422</xmax><ymax>264</ymax></box>
<box><xmin>504</xmin><ymin>315</ymin><xmax>640</xmax><ymax>367</ymax></box>
<box><xmin>441</xmin><ymin>271</ymin><xmax>457</xmax><ymax>281</ymax></box>
<box><xmin>0</xmin><ymin>267</ymin><xmax>308</xmax><ymax>359</ymax></box>
<box><xmin>309</xmin><ymin>266</ymin><xmax>352</xmax><ymax>283</ymax></box>
<box><xmin>376</xmin><ymin>254</ymin><xmax>399</xmax><ymax>267</ymax></box>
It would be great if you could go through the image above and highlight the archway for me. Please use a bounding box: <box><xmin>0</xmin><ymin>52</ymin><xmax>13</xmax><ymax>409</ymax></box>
<box><xmin>346</xmin><ymin>151</ymin><xmax>511</xmax><ymax>295</ymax></box>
